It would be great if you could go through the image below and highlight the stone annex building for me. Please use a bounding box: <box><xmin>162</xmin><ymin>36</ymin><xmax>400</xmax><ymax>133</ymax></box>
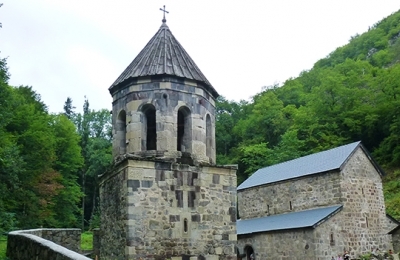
<box><xmin>237</xmin><ymin>141</ymin><xmax>399</xmax><ymax>259</ymax></box>
<box><xmin>98</xmin><ymin>14</ymin><xmax>398</xmax><ymax>260</ymax></box>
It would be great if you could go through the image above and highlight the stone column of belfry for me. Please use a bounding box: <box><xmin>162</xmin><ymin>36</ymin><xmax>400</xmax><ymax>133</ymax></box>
<box><xmin>99</xmin><ymin>9</ymin><xmax>237</xmax><ymax>260</ymax></box>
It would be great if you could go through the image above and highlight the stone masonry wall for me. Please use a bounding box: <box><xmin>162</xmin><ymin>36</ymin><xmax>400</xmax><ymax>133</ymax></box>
<box><xmin>312</xmin><ymin>210</ymin><xmax>349</xmax><ymax>259</ymax></box>
<box><xmin>392</xmin><ymin>228</ymin><xmax>400</xmax><ymax>253</ymax></box>
<box><xmin>99</xmin><ymin>163</ymin><xmax>127</xmax><ymax>259</ymax></box>
<box><xmin>111</xmin><ymin>78</ymin><xmax>217</xmax><ymax>164</ymax></box>
<box><xmin>93</xmin><ymin>228</ymin><xmax>100</xmax><ymax>259</ymax></box>
<box><xmin>237</xmin><ymin>229</ymin><xmax>315</xmax><ymax>260</ymax></box>
<box><xmin>238</xmin><ymin>171</ymin><xmax>341</xmax><ymax>220</ymax></box>
<box><xmin>338</xmin><ymin>147</ymin><xmax>392</xmax><ymax>258</ymax></box>
<box><xmin>99</xmin><ymin>158</ymin><xmax>237</xmax><ymax>260</ymax></box>
<box><xmin>7</xmin><ymin>229</ymin><xmax>89</xmax><ymax>260</ymax></box>
<box><xmin>386</xmin><ymin>217</ymin><xmax>399</xmax><ymax>235</ymax></box>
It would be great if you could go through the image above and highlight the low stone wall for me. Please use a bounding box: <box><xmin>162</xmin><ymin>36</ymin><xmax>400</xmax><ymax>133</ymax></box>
<box><xmin>93</xmin><ymin>228</ymin><xmax>100</xmax><ymax>258</ymax></box>
<box><xmin>7</xmin><ymin>228</ymin><xmax>91</xmax><ymax>260</ymax></box>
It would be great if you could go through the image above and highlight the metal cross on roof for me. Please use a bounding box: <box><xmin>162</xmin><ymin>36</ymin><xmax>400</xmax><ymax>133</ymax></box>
<box><xmin>160</xmin><ymin>5</ymin><xmax>169</xmax><ymax>23</ymax></box>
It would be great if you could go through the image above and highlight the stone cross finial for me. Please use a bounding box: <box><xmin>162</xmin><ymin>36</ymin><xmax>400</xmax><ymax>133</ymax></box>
<box><xmin>160</xmin><ymin>5</ymin><xmax>169</xmax><ymax>23</ymax></box>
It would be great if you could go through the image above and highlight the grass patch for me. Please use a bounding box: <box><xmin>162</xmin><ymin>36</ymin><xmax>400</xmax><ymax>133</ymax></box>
<box><xmin>0</xmin><ymin>236</ymin><xmax>7</xmax><ymax>260</ymax></box>
<box><xmin>81</xmin><ymin>231</ymin><xmax>93</xmax><ymax>251</ymax></box>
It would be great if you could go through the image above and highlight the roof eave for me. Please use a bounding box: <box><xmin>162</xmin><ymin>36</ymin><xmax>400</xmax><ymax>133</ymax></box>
<box><xmin>237</xmin><ymin>226</ymin><xmax>314</xmax><ymax>236</ymax></box>
<box><xmin>360</xmin><ymin>143</ymin><xmax>386</xmax><ymax>176</ymax></box>
<box><xmin>109</xmin><ymin>74</ymin><xmax>219</xmax><ymax>99</ymax></box>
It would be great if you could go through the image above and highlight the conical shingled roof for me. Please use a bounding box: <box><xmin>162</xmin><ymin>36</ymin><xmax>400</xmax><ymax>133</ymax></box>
<box><xmin>110</xmin><ymin>22</ymin><xmax>218</xmax><ymax>97</ymax></box>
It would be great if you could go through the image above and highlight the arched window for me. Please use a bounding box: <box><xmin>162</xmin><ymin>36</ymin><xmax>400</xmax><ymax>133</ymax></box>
<box><xmin>177</xmin><ymin>107</ymin><xmax>192</xmax><ymax>152</ymax></box>
<box><xmin>116</xmin><ymin>110</ymin><xmax>126</xmax><ymax>154</ymax></box>
<box><xmin>143</xmin><ymin>104</ymin><xmax>156</xmax><ymax>151</ymax></box>
<box><xmin>206</xmin><ymin>114</ymin><xmax>212</xmax><ymax>157</ymax></box>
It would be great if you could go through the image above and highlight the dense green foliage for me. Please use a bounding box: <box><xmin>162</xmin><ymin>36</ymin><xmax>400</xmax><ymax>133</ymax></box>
<box><xmin>0</xmin><ymin>57</ymin><xmax>111</xmax><ymax>232</ymax></box>
<box><xmin>71</xmin><ymin>99</ymin><xmax>112</xmax><ymax>230</ymax></box>
<box><xmin>0</xmin><ymin>59</ymin><xmax>83</xmax><ymax>229</ymax></box>
<box><xmin>215</xmin><ymin>10</ymin><xmax>400</xmax><ymax>218</ymax></box>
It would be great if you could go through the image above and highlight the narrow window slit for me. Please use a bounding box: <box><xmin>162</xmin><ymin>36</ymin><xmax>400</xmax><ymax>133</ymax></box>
<box><xmin>206</xmin><ymin>114</ymin><xmax>212</xmax><ymax>157</ymax></box>
<box><xmin>184</xmin><ymin>218</ymin><xmax>188</xmax><ymax>233</ymax></box>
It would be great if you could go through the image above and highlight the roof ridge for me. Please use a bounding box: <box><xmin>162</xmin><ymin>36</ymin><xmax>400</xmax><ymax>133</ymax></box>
<box><xmin>269</xmin><ymin>141</ymin><xmax>361</xmax><ymax>170</ymax></box>
<box><xmin>162</xmin><ymin>24</ymin><xmax>167</xmax><ymax>73</ymax></box>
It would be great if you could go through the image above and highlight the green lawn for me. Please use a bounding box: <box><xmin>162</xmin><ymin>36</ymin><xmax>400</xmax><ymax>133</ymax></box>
<box><xmin>81</xmin><ymin>231</ymin><xmax>93</xmax><ymax>251</ymax></box>
<box><xmin>0</xmin><ymin>236</ymin><xmax>7</xmax><ymax>260</ymax></box>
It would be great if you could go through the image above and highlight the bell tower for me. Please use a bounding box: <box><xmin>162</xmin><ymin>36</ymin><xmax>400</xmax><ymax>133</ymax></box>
<box><xmin>99</xmin><ymin>8</ymin><xmax>237</xmax><ymax>260</ymax></box>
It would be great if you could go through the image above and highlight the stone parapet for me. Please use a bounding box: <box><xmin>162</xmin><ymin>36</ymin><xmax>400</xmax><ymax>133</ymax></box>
<box><xmin>6</xmin><ymin>228</ymin><xmax>90</xmax><ymax>260</ymax></box>
<box><xmin>93</xmin><ymin>228</ymin><xmax>101</xmax><ymax>258</ymax></box>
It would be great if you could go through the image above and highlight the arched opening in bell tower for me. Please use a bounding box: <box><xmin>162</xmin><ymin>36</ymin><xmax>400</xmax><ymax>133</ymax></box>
<box><xmin>143</xmin><ymin>104</ymin><xmax>157</xmax><ymax>151</ymax></box>
<box><xmin>116</xmin><ymin>110</ymin><xmax>126</xmax><ymax>154</ymax></box>
<box><xmin>206</xmin><ymin>114</ymin><xmax>212</xmax><ymax>157</ymax></box>
<box><xmin>177</xmin><ymin>106</ymin><xmax>192</xmax><ymax>153</ymax></box>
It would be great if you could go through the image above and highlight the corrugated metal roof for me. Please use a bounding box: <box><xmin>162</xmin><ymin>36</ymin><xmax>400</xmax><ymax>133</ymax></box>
<box><xmin>237</xmin><ymin>205</ymin><xmax>342</xmax><ymax>235</ymax></box>
<box><xmin>237</xmin><ymin>141</ymin><xmax>361</xmax><ymax>191</ymax></box>
<box><xmin>110</xmin><ymin>21</ymin><xmax>217</xmax><ymax>97</ymax></box>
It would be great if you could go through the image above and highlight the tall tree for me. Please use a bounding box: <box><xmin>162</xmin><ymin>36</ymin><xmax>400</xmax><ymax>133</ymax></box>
<box><xmin>72</xmin><ymin>99</ymin><xmax>112</xmax><ymax>230</ymax></box>
<box><xmin>80</xmin><ymin>97</ymin><xmax>90</xmax><ymax>230</ymax></box>
<box><xmin>51</xmin><ymin>114</ymin><xmax>83</xmax><ymax>227</ymax></box>
<box><xmin>63</xmin><ymin>97</ymin><xmax>76</xmax><ymax>120</ymax></box>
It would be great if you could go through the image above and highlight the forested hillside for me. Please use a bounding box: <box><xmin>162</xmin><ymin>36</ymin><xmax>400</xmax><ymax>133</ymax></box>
<box><xmin>215</xmin><ymin>10</ymin><xmax>400</xmax><ymax>218</ymax></box>
<box><xmin>0</xmin><ymin>57</ymin><xmax>112</xmax><ymax>233</ymax></box>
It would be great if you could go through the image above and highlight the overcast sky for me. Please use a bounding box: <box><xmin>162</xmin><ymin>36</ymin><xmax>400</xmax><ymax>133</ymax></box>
<box><xmin>2</xmin><ymin>1</ymin><xmax>400</xmax><ymax>113</ymax></box>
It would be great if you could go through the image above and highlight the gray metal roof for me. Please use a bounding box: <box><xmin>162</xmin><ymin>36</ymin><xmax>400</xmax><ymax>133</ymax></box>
<box><xmin>237</xmin><ymin>205</ymin><xmax>342</xmax><ymax>235</ymax></box>
<box><xmin>237</xmin><ymin>141</ymin><xmax>361</xmax><ymax>191</ymax></box>
<box><xmin>110</xmin><ymin>21</ymin><xmax>218</xmax><ymax>97</ymax></box>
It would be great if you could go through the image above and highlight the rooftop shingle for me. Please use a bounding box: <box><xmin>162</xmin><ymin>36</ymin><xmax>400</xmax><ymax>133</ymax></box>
<box><xmin>237</xmin><ymin>141</ymin><xmax>361</xmax><ymax>191</ymax></box>
<box><xmin>110</xmin><ymin>22</ymin><xmax>217</xmax><ymax>98</ymax></box>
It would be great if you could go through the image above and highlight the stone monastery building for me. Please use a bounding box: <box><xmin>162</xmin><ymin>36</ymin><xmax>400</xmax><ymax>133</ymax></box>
<box><xmin>99</xmin><ymin>13</ymin><xmax>397</xmax><ymax>260</ymax></box>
